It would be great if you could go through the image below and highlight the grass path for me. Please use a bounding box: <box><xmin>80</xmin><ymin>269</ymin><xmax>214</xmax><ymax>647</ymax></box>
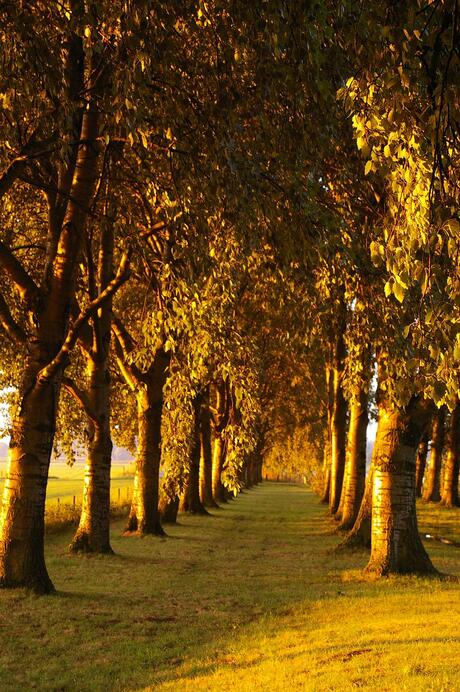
<box><xmin>0</xmin><ymin>483</ymin><xmax>459</xmax><ymax>690</ymax></box>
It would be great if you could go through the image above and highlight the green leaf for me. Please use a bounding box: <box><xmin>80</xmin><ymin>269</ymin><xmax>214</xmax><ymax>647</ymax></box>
<box><xmin>384</xmin><ymin>280</ymin><xmax>392</xmax><ymax>298</ymax></box>
<box><xmin>454</xmin><ymin>337</ymin><xmax>460</xmax><ymax>362</ymax></box>
<box><xmin>393</xmin><ymin>281</ymin><xmax>405</xmax><ymax>303</ymax></box>
<box><xmin>364</xmin><ymin>160</ymin><xmax>373</xmax><ymax>176</ymax></box>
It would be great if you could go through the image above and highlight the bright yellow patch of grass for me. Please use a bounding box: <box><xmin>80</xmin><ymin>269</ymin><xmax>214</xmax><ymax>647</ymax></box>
<box><xmin>0</xmin><ymin>483</ymin><xmax>459</xmax><ymax>691</ymax></box>
<box><xmin>0</xmin><ymin>461</ymin><xmax>134</xmax><ymax>523</ymax></box>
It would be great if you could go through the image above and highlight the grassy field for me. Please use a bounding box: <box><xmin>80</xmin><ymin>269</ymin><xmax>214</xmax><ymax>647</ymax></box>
<box><xmin>0</xmin><ymin>483</ymin><xmax>459</xmax><ymax>691</ymax></box>
<box><xmin>0</xmin><ymin>460</ymin><xmax>135</xmax><ymax>509</ymax></box>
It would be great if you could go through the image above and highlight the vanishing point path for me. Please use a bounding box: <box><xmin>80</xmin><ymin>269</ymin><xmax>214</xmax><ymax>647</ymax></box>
<box><xmin>0</xmin><ymin>483</ymin><xmax>460</xmax><ymax>691</ymax></box>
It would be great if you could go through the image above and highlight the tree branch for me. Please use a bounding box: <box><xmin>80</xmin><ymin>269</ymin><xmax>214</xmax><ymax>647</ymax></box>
<box><xmin>111</xmin><ymin>314</ymin><xmax>136</xmax><ymax>358</ymax></box>
<box><xmin>70</xmin><ymin>296</ymin><xmax>93</xmax><ymax>353</ymax></box>
<box><xmin>36</xmin><ymin>249</ymin><xmax>131</xmax><ymax>385</ymax></box>
<box><xmin>0</xmin><ymin>157</ymin><xmax>28</xmax><ymax>200</ymax></box>
<box><xmin>111</xmin><ymin>315</ymin><xmax>142</xmax><ymax>389</ymax></box>
<box><xmin>0</xmin><ymin>132</ymin><xmax>59</xmax><ymax>200</ymax></box>
<box><xmin>0</xmin><ymin>241</ymin><xmax>41</xmax><ymax>304</ymax></box>
<box><xmin>114</xmin><ymin>350</ymin><xmax>139</xmax><ymax>391</ymax></box>
<box><xmin>0</xmin><ymin>293</ymin><xmax>27</xmax><ymax>345</ymax></box>
<box><xmin>62</xmin><ymin>376</ymin><xmax>99</xmax><ymax>427</ymax></box>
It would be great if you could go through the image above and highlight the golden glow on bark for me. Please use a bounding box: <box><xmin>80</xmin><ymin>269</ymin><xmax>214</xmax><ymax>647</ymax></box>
<box><xmin>366</xmin><ymin>398</ymin><xmax>435</xmax><ymax>576</ymax></box>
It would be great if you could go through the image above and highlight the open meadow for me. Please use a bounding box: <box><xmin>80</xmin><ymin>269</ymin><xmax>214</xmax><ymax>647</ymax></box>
<box><xmin>0</xmin><ymin>459</ymin><xmax>135</xmax><ymax>531</ymax></box>
<box><xmin>0</xmin><ymin>482</ymin><xmax>459</xmax><ymax>692</ymax></box>
<box><xmin>0</xmin><ymin>459</ymin><xmax>134</xmax><ymax>508</ymax></box>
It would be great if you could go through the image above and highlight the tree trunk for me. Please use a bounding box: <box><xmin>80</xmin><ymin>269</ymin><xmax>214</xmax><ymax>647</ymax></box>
<box><xmin>339</xmin><ymin>400</ymin><xmax>390</xmax><ymax>551</ymax></box>
<box><xmin>0</xmin><ymin>378</ymin><xmax>57</xmax><ymax>593</ymax></box>
<box><xmin>365</xmin><ymin>396</ymin><xmax>435</xmax><ymax>576</ymax></box>
<box><xmin>415</xmin><ymin>429</ymin><xmax>429</xmax><ymax>498</ymax></box>
<box><xmin>440</xmin><ymin>402</ymin><xmax>460</xmax><ymax>508</ymax></box>
<box><xmin>329</xmin><ymin>331</ymin><xmax>347</xmax><ymax>515</ymax></box>
<box><xmin>253</xmin><ymin>456</ymin><xmax>262</xmax><ymax>485</ymax></box>
<box><xmin>422</xmin><ymin>406</ymin><xmax>445</xmax><ymax>502</ymax></box>
<box><xmin>212</xmin><ymin>434</ymin><xmax>227</xmax><ymax>503</ymax></box>
<box><xmin>70</xmin><ymin>167</ymin><xmax>120</xmax><ymax>553</ymax></box>
<box><xmin>159</xmin><ymin>494</ymin><xmax>179</xmax><ymax>524</ymax></box>
<box><xmin>210</xmin><ymin>379</ymin><xmax>230</xmax><ymax>504</ymax></box>
<box><xmin>249</xmin><ymin>454</ymin><xmax>259</xmax><ymax>487</ymax></box>
<box><xmin>338</xmin><ymin>459</ymin><xmax>373</xmax><ymax>550</ymax></box>
<box><xmin>320</xmin><ymin>362</ymin><xmax>333</xmax><ymax>503</ymax></box>
<box><xmin>256</xmin><ymin>456</ymin><xmax>263</xmax><ymax>483</ymax></box>
<box><xmin>70</xmin><ymin>360</ymin><xmax>113</xmax><ymax>553</ymax></box>
<box><xmin>180</xmin><ymin>395</ymin><xmax>208</xmax><ymax>514</ymax></box>
<box><xmin>199</xmin><ymin>391</ymin><xmax>218</xmax><ymax>507</ymax></box>
<box><xmin>124</xmin><ymin>350</ymin><xmax>170</xmax><ymax>534</ymax></box>
<box><xmin>252</xmin><ymin>429</ymin><xmax>266</xmax><ymax>486</ymax></box>
<box><xmin>0</xmin><ymin>105</ymin><xmax>101</xmax><ymax>592</ymax></box>
<box><xmin>338</xmin><ymin>387</ymin><xmax>368</xmax><ymax>530</ymax></box>
<box><xmin>243</xmin><ymin>457</ymin><xmax>252</xmax><ymax>489</ymax></box>
<box><xmin>125</xmin><ymin>394</ymin><xmax>164</xmax><ymax>535</ymax></box>
<box><xmin>237</xmin><ymin>463</ymin><xmax>246</xmax><ymax>491</ymax></box>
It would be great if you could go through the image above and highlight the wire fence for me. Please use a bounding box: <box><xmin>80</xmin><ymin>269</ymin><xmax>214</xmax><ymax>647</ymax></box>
<box><xmin>47</xmin><ymin>484</ymin><xmax>133</xmax><ymax>511</ymax></box>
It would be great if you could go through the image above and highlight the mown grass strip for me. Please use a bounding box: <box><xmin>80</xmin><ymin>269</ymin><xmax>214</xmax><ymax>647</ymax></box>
<box><xmin>0</xmin><ymin>483</ymin><xmax>458</xmax><ymax>691</ymax></box>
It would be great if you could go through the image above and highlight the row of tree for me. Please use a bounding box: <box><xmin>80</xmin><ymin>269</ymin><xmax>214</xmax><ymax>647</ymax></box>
<box><xmin>0</xmin><ymin>0</ymin><xmax>459</xmax><ymax>592</ymax></box>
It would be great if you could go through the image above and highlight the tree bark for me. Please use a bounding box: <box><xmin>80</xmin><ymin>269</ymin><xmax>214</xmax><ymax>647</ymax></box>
<box><xmin>0</xmin><ymin>380</ymin><xmax>57</xmax><ymax>593</ymax></box>
<box><xmin>210</xmin><ymin>380</ymin><xmax>230</xmax><ymax>504</ymax></box>
<box><xmin>248</xmin><ymin>430</ymin><xmax>265</xmax><ymax>487</ymax></box>
<box><xmin>422</xmin><ymin>406</ymin><xmax>445</xmax><ymax>503</ymax></box>
<box><xmin>212</xmin><ymin>434</ymin><xmax>227</xmax><ymax>503</ymax></box>
<box><xmin>256</xmin><ymin>455</ymin><xmax>263</xmax><ymax>483</ymax></box>
<box><xmin>338</xmin><ymin>457</ymin><xmax>373</xmax><ymax>550</ymax></box>
<box><xmin>415</xmin><ymin>429</ymin><xmax>430</xmax><ymax>498</ymax></box>
<box><xmin>329</xmin><ymin>330</ymin><xmax>347</xmax><ymax>516</ymax></box>
<box><xmin>70</xmin><ymin>359</ymin><xmax>113</xmax><ymax>553</ymax></box>
<box><xmin>338</xmin><ymin>387</ymin><xmax>368</xmax><ymax>530</ymax></box>
<box><xmin>70</xmin><ymin>170</ymin><xmax>120</xmax><ymax>553</ymax></box>
<box><xmin>365</xmin><ymin>396</ymin><xmax>436</xmax><ymax>576</ymax></box>
<box><xmin>440</xmin><ymin>402</ymin><xmax>460</xmax><ymax>508</ymax></box>
<box><xmin>320</xmin><ymin>362</ymin><xmax>333</xmax><ymax>503</ymax></box>
<box><xmin>124</xmin><ymin>351</ymin><xmax>169</xmax><ymax>535</ymax></box>
<box><xmin>339</xmin><ymin>399</ymin><xmax>392</xmax><ymax>551</ymax></box>
<box><xmin>247</xmin><ymin>454</ymin><xmax>258</xmax><ymax>487</ymax></box>
<box><xmin>159</xmin><ymin>494</ymin><xmax>179</xmax><ymax>524</ymax></box>
<box><xmin>199</xmin><ymin>389</ymin><xmax>218</xmax><ymax>507</ymax></box>
<box><xmin>180</xmin><ymin>395</ymin><xmax>208</xmax><ymax>514</ymax></box>
<box><xmin>125</xmin><ymin>395</ymin><xmax>164</xmax><ymax>535</ymax></box>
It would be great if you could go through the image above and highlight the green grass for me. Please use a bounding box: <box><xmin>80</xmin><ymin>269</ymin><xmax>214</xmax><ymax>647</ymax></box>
<box><xmin>0</xmin><ymin>461</ymin><xmax>135</xmax><ymax>509</ymax></box>
<box><xmin>418</xmin><ymin>499</ymin><xmax>460</xmax><ymax>544</ymax></box>
<box><xmin>0</xmin><ymin>460</ymin><xmax>135</xmax><ymax>531</ymax></box>
<box><xmin>0</xmin><ymin>483</ymin><xmax>459</xmax><ymax>691</ymax></box>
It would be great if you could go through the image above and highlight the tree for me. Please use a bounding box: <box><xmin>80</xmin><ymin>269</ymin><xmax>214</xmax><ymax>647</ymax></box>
<box><xmin>0</xmin><ymin>0</ymin><xmax>165</xmax><ymax>590</ymax></box>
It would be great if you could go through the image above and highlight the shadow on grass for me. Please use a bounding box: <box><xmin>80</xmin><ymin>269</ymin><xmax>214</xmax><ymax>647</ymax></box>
<box><xmin>3</xmin><ymin>483</ymin><xmax>460</xmax><ymax>691</ymax></box>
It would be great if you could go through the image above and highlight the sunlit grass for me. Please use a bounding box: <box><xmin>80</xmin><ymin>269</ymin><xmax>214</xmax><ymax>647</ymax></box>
<box><xmin>0</xmin><ymin>460</ymin><xmax>134</xmax><ymax>532</ymax></box>
<box><xmin>0</xmin><ymin>461</ymin><xmax>134</xmax><ymax>511</ymax></box>
<box><xmin>0</xmin><ymin>483</ymin><xmax>459</xmax><ymax>690</ymax></box>
<box><xmin>418</xmin><ymin>499</ymin><xmax>460</xmax><ymax>544</ymax></box>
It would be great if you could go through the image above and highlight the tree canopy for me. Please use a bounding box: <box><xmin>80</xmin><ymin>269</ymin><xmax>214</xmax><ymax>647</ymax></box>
<box><xmin>0</xmin><ymin>0</ymin><xmax>459</xmax><ymax>591</ymax></box>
